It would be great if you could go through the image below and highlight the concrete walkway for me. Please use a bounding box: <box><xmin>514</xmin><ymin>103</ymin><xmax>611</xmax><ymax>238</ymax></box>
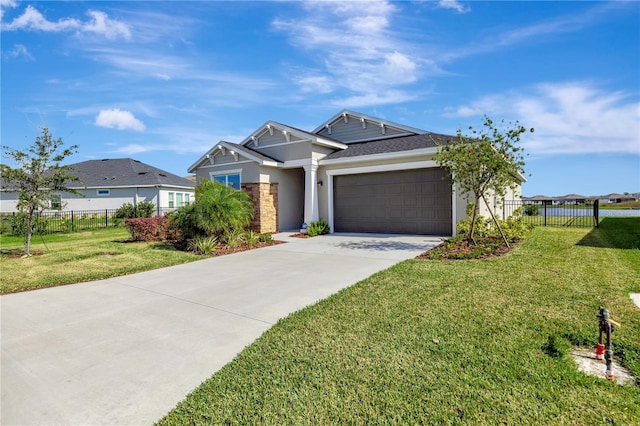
<box><xmin>1</xmin><ymin>233</ymin><xmax>442</xmax><ymax>425</ymax></box>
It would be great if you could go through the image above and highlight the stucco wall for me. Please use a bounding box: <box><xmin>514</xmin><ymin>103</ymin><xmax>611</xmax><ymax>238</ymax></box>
<box><xmin>1</xmin><ymin>186</ymin><xmax>194</xmax><ymax>213</ymax></box>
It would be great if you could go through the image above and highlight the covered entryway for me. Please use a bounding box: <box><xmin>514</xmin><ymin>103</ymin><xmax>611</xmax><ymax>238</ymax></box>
<box><xmin>333</xmin><ymin>168</ymin><xmax>452</xmax><ymax>235</ymax></box>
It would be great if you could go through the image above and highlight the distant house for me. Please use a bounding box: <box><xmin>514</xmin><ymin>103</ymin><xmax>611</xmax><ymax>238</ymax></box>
<box><xmin>0</xmin><ymin>158</ymin><xmax>195</xmax><ymax>214</ymax></box>
<box><xmin>189</xmin><ymin>109</ymin><xmax>524</xmax><ymax>235</ymax></box>
<box><xmin>598</xmin><ymin>193</ymin><xmax>637</xmax><ymax>204</ymax></box>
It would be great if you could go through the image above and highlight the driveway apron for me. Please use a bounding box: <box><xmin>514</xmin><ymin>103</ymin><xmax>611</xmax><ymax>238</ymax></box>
<box><xmin>1</xmin><ymin>233</ymin><xmax>442</xmax><ymax>425</ymax></box>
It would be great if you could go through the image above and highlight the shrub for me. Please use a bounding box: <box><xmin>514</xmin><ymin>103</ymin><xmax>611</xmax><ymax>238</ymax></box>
<box><xmin>188</xmin><ymin>235</ymin><xmax>218</xmax><ymax>254</ymax></box>
<box><xmin>115</xmin><ymin>201</ymin><xmax>156</xmax><ymax>219</ymax></box>
<box><xmin>9</xmin><ymin>212</ymin><xmax>49</xmax><ymax>236</ymax></box>
<box><xmin>306</xmin><ymin>219</ymin><xmax>330</xmax><ymax>237</ymax></box>
<box><xmin>456</xmin><ymin>206</ymin><xmax>532</xmax><ymax>244</ymax></box>
<box><xmin>168</xmin><ymin>180</ymin><xmax>253</xmax><ymax>241</ymax></box>
<box><xmin>125</xmin><ymin>216</ymin><xmax>169</xmax><ymax>242</ymax></box>
<box><xmin>523</xmin><ymin>204</ymin><xmax>541</xmax><ymax>216</ymax></box>
<box><xmin>245</xmin><ymin>230</ymin><xmax>260</xmax><ymax>246</ymax></box>
<box><xmin>224</xmin><ymin>228</ymin><xmax>246</xmax><ymax>249</ymax></box>
<box><xmin>258</xmin><ymin>233</ymin><xmax>273</xmax><ymax>243</ymax></box>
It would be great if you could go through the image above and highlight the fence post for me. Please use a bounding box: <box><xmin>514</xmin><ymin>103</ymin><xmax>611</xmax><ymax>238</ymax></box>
<box><xmin>105</xmin><ymin>210</ymin><xmax>108</xmax><ymax>227</ymax></box>
<box><xmin>544</xmin><ymin>202</ymin><xmax>547</xmax><ymax>226</ymax></box>
<box><xmin>71</xmin><ymin>210</ymin><xmax>75</xmax><ymax>228</ymax></box>
<box><xmin>594</xmin><ymin>200</ymin><xmax>599</xmax><ymax>227</ymax></box>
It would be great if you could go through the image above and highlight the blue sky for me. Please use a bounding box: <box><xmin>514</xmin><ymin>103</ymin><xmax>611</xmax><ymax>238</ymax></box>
<box><xmin>2</xmin><ymin>0</ymin><xmax>639</xmax><ymax>197</ymax></box>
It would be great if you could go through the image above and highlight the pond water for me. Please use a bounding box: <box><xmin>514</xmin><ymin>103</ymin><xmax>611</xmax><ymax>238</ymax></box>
<box><xmin>534</xmin><ymin>207</ymin><xmax>640</xmax><ymax>217</ymax></box>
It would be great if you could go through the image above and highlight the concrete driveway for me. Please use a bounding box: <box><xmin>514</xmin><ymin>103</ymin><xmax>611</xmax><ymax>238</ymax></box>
<box><xmin>1</xmin><ymin>233</ymin><xmax>442</xmax><ymax>425</ymax></box>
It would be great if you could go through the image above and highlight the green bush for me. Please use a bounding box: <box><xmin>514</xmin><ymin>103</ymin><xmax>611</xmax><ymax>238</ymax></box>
<box><xmin>245</xmin><ymin>230</ymin><xmax>260</xmax><ymax>246</ymax></box>
<box><xmin>456</xmin><ymin>204</ymin><xmax>532</xmax><ymax>244</ymax></box>
<box><xmin>306</xmin><ymin>219</ymin><xmax>330</xmax><ymax>237</ymax></box>
<box><xmin>8</xmin><ymin>212</ymin><xmax>49</xmax><ymax>236</ymax></box>
<box><xmin>168</xmin><ymin>180</ymin><xmax>253</xmax><ymax>241</ymax></box>
<box><xmin>114</xmin><ymin>201</ymin><xmax>156</xmax><ymax>219</ymax></box>
<box><xmin>188</xmin><ymin>235</ymin><xmax>218</xmax><ymax>254</ymax></box>
<box><xmin>258</xmin><ymin>233</ymin><xmax>273</xmax><ymax>243</ymax></box>
<box><xmin>224</xmin><ymin>228</ymin><xmax>246</xmax><ymax>248</ymax></box>
<box><xmin>523</xmin><ymin>204</ymin><xmax>541</xmax><ymax>216</ymax></box>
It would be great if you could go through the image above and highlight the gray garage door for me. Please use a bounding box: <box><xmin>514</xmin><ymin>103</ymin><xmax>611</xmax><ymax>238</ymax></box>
<box><xmin>333</xmin><ymin>168</ymin><xmax>452</xmax><ymax>235</ymax></box>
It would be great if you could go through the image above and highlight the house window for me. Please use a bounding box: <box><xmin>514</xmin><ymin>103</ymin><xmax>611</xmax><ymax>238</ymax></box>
<box><xmin>184</xmin><ymin>193</ymin><xmax>190</xmax><ymax>206</ymax></box>
<box><xmin>97</xmin><ymin>189</ymin><xmax>110</xmax><ymax>196</ymax></box>
<box><xmin>176</xmin><ymin>193</ymin><xmax>183</xmax><ymax>207</ymax></box>
<box><xmin>50</xmin><ymin>194</ymin><xmax>62</xmax><ymax>210</ymax></box>
<box><xmin>168</xmin><ymin>192</ymin><xmax>175</xmax><ymax>208</ymax></box>
<box><xmin>213</xmin><ymin>173</ymin><xmax>240</xmax><ymax>190</ymax></box>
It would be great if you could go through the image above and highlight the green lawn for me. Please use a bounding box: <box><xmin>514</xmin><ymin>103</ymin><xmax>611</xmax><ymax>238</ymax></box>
<box><xmin>158</xmin><ymin>217</ymin><xmax>640</xmax><ymax>424</ymax></box>
<box><xmin>0</xmin><ymin>228</ymin><xmax>201</xmax><ymax>294</ymax></box>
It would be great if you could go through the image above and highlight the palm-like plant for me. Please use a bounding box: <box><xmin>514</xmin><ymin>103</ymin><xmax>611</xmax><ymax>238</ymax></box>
<box><xmin>169</xmin><ymin>180</ymin><xmax>254</xmax><ymax>240</ymax></box>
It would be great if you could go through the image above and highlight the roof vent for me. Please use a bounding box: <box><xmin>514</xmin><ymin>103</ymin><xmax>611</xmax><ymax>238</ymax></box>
<box><xmin>158</xmin><ymin>173</ymin><xmax>167</xmax><ymax>177</ymax></box>
<box><xmin>138</xmin><ymin>172</ymin><xmax>147</xmax><ymax>175</ymax></box>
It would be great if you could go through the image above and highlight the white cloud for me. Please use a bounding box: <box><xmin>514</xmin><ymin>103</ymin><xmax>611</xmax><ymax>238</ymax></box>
<box><xmin>82</xmin><ymin>10</ymin><xmax>131</xmax><ymax>40</ymax></box>
<box><xmin>109</xmin><ymin>143</ymin><xmax>153</xmax><ymax>155</ymax></box>
<box><xmin>443</xmin><ymin>82</ymin><xmax>640</xmax><ymax>155</ymax></box>
<box><xmin>95</xmin><ymin>109</ymin><xmax>146</xmax><ymax>131</ymax></box>
<box><xmin>0</xmin><ymin>0</ymin><xmax>18</xmax><ymax>21</ymax></box>
<box><xmin>438</xmin><ymin>0</ymin><xmax>470</xmax><ymax>14</ymax></box>
<box><xmin>333</xmin><ymin>90</ymin><xmax>419</xmax><ymax>108</ymax></box>
<box><xmin>6</xmin><ymin>43</ymin><xmax>33</xmax><ymax>60</ymax></box>
<box><xmin>2</xmin><ymin>5</ymin><xmax>130</xmax><ymax>40</ymax></box>
<box><xmin>3</xmin><ymin>5</ymin><xmax>80</xmax><ymax>32</ymax></box>
<box><xmin>273</xmin><ymin>1</ymin><xmax>422</xmax><ymax>106</ymax></box>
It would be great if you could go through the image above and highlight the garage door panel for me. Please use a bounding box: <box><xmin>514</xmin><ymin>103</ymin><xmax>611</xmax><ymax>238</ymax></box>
<box><xmin>334</xmin><ymin>168</ymin><xmax>452</xmax><ymax>235</ymax></box>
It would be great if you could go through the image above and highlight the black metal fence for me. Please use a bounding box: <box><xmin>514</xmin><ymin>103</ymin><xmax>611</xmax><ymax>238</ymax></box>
<box><xmin>501</xmin><ymin>199</ymin><xmax>600</xmax><ymax>228</ymax></box>
<box><xmin>0</xmin><ymin>208</ymin><xmax>180</xmax><ymax>235</ymax></box>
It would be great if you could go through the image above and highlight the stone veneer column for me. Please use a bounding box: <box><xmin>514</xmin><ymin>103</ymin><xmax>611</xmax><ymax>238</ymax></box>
<box><xmin>241</xmin><ymin>183</ymin><xmax>278</xmax><ymax>233</ymax></box>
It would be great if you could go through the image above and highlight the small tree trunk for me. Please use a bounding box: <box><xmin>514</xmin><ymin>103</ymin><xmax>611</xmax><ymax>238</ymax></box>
<box><xmin>24</xmin><ymin>208</ymin><xmax>34</xmax><ymax>257</ymax></box>
<box><xmin>468</xmin><ymin>196</ymin><xmax>480</xmax><ymax>245</ymax></box>
<box><xmin>481</xmin><ymin>193</ymin><xmax>510</xmax><ymax>248</ymax></box>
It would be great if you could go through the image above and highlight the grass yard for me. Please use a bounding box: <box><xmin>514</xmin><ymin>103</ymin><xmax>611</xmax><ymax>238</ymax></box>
<box><xmin>159</xmin><ymin>217</ymin><xmax>640</xmax><ymax>424</ymax></box>
<box><xmin>0</xmin><ymin>228</ymin><xmax>201</xmax><ymax>294</ymax></box>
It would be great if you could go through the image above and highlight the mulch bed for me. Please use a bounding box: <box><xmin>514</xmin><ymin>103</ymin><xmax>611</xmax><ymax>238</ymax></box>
<box><xmin>289</xmin><ymin>233</ymin><xmax>310</xmax><ymax>238</ymax></box>
<box><xmin>416</xmin><ymin>237</ymin><xmax>512</xmax><ymax>260</ymax></box>
<box><xmin>212</xmin><ymin>240</ymin><xmax>284</xmax><ymax>256</ymax></box>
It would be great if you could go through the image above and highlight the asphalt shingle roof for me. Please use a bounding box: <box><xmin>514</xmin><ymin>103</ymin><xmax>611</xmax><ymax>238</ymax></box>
<box><xmin>67</xmin><ymin>158</ymin><xmax>195</xmax><ymax>188</ymax></box>
<box><xmin>324</xmin><ymin>132</ymin><xmax>457</xmax><ymax>160</ymax></box>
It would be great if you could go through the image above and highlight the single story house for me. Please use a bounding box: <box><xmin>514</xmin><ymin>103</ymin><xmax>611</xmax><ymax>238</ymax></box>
<box><xmin>189</xmin><ymin>110</ymin><xmax>522</xmax><ymax>235</ymax></box>
<box><xmin>0</xmin><ymin>158</ymin><xmax>195</xmax><ymax>214</ymax></box>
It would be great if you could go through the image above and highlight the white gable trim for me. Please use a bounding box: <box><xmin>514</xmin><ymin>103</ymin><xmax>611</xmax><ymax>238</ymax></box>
<box><xmin>241</xmin><ymin>121</ymin><xmax>347</xmax><ymax>151</ymax></box>
<box><xmin>313</xmin><ymin>109</ymin><xmax>426</xmax><ymax>136</ymax></box>
<box><xmin>188</xmin><ymin>141</ymin><xmax>281</xmax><ymax>172</ymax></box>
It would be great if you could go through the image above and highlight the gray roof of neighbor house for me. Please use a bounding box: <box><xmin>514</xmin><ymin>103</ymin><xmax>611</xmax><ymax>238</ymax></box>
<box><xmin>324</xmin><ymin>132</ymin><xmax>457</xmax><ymax>160</ymax></box>
<box><xmin>67</xmin><ymin>158</ymin><xmax>196</xmax><ymax>188</ymax></box>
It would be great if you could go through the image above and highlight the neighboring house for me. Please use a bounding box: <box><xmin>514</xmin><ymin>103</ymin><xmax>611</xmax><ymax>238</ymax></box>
<box><xmin>0</xmin><ymin>158</ymin><xmax>195</xmax><ymax>214</ymax></box>
<box><xmin>189</xmin><ymin>110</ymin><xmax>523</xmax><ymax>235</ymax></box>
<box><xmin>522</xmin><ymin>195</ymin><xmax>558</xmax><ymax>205</ymax></box>
<box><xmin>560</xmin><ymin>194</ymin><xmax>589</xmax><ymax>205</ymax></box>
<box><xmin>598</xmin><ymin>193</ymin><xmax>637</xmax><ymax>204</ymax></box>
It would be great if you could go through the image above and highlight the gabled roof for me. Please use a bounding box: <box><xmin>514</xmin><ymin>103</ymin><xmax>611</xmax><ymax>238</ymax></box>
<box><xmin>323</xmin><ymin>132</ymin><xmax>456</xmax><ymax>160</ymax></box>
<box><xmin>67</xmin><ymin>158</ymin><xmax>195</xmax><ymax>188</ymax></box>
<box><xmin>313</xmin><ymin>109</ymin><xmax>427</xmax><ymax>137</ymax></box>
<box><xmin>188</xmin><ymin>141</ymin><xmax>281</xmax><ymax>173</ymax></box>
<box><xmin>241</xmin><ymin>120</ymin><xmax>347</xmax><ymax>150</ymax></box>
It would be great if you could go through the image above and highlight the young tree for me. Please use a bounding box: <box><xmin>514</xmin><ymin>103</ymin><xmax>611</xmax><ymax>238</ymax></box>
<box><xmin>434</xmin><ymin>116</ymin><xmax>533</xmax><ymax>247</ymax></box>
<box><xmin>1</xmin><ymin>128</ymin><xmax>80</xmax><ymax>256</ymax></box>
